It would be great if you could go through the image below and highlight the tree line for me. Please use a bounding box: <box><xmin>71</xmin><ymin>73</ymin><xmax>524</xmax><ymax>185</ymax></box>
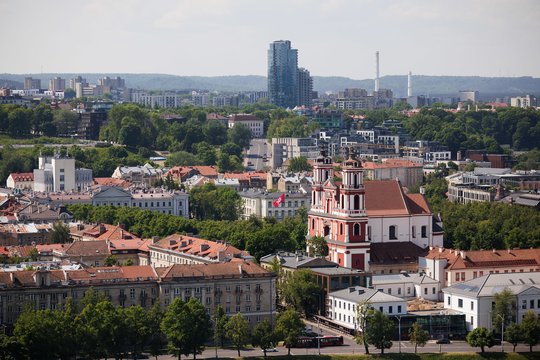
<box><xmin>68</xmin><ymin>204</ymin><xmax>308</xmax><ymax>261</ymax></box>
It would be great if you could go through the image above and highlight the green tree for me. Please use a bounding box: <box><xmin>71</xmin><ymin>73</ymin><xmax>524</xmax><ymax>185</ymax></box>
<box><xmin>213</xmin><ymin>305</ymin><xmax>228</xmax><ymax>347</ymax></box>
<box><xmin>14</xmin><ymin>307</ymin><xmax>58</xmax><ymax>360</ymax></box>
<box><xmin>220</xmin><ymin>142</ymin><xmax>242</xmax><ymax>158</ymax></box>
<box><xmin>520</xmin><ymin>310</ymin><xmax>540</xmax><ymax>352</ymax></box>
<box><xmin>161</xmin><ymin>298</ymin><xmax>190</xmax><ymax>360</ymax></box>
<box><xmin>281</xmin><ymin>269</ymin><xmax>320</xmax><ymax>316</ymax></box>
<box><xmin>228</xmin><ymin>123</ymin><xmax>252</xmax><ymax>149</ymax></box>
<box><xmin>466</xmin><ymin>327</ymin><xmax>494</xmax><ymax>353</ymax></box>
<box><xmin>203</xmin><ymin>120</ymin><xmax>228</xmax><ymax>145</ymax></box>
<box><xmin>365</xmin><ymin>310</ymin><xmax>394</xmax><ymax>355</ymax></box>
<box><xmin>275</xmin><ymin>309</ymin><xmax>304</xmax><ymax>356</ymax></box>
<box><xmin>354</xmin><ymin>300</ymin><xmax>373</xmax><ymax>354</ymax></box>
<box><xmin>287</xmin><ymin>156</ymin><xmax>313</xmax><ymax>172</ymax></box>
<box><xmin>0</xmin><ymin>332</ymin><xmax>27</xmax><ymax>360</ymax></box>
<box><xmin>409</xmin><ymin>322</ymin><xmax>429</xmax><ymax>353</ymax></box>
<box><xmin>166</xmin><ymin>151</ymin><xmax>199</xmax><ymax>166</ymax></box>
<box><xmin>50</xmin><ymin>221</ymin><xmax>71</xmax><ymax>244</ymax></box>
<box><xmin>27</xmin><ymin>247</ymin><xmax>38</xmax><ymax>262</ymax></box>
<box><xmin>189</xmin><ymin>183</ymin><xmax>243</xmax><ymax>221</ymax></box>
<box><xmin>123</xmin><ymin>305</ymin><xmax>152</xmax><ymax>359</ymax></box>
<box><xmin>307</xmin><ymin>236</ymin><xmax>328</xmax><ymax>257</ymax></box>
<box><xmin>147</xmin><ymin>299</ymin><xmax>164</xmax><ymax>360</ymax></box>
<box><xmin>493</xmin><ymin>288</ymin><xmax>516</xmax><ymax>331</ymax></box>
<box><xmin>252</xmin><ymin>320</ymin><xmax>276</xmax><ymax>357</ymax></box>
<box><xmin>504</xmin><ymin>323</ymin><xmax>522</xmax><ymax>352</ymax></box>
<box><xmin>193</xmin><ymin>141</ymin><xmax>217</xmax><ymax>165</ymax></box>
<box><xmin>225</xmin><ymin>313</ymin><xmax>250</xmax><ymax>357</ymax></box>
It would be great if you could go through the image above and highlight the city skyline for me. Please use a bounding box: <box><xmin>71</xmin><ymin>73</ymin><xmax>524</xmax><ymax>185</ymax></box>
<box><xmin>1</xmin><ymin>0</ymin><xmax>539</xmax><ymax>79</ymax></box>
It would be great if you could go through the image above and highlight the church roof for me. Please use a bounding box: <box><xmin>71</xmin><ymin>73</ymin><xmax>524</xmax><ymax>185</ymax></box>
<box><xmin>364</xmin><ymin>180</ymin><xmax>430</xmax><ymax>216</ymax></box>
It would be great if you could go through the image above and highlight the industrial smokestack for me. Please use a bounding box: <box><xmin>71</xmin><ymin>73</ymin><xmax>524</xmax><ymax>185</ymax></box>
<box><xmin>375</xmin><ymin>51</ymin><xmax>380</xmax><ymax>92</ymax></box>
<box><xmin>407</xmin><ymin>71</ymin><xmax>412</xmax><ymax>97</ymax></box>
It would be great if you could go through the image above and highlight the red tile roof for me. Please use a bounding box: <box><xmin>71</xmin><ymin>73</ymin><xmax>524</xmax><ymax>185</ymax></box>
<box><xmin>94</xmin><ymin>178</ymin><xmax>131</xmax><ymax>188</ymax></box>
<box><xmin>364</xmin><ymin>180</ymin><xmax>430</xmax><ymax>216</ymax></box>
<box><xmin>152</xmin><ymin>234</ymin><xmax>248</xmax><ymax>261</ymax></box>
<box><xmin>223</xmin><ymin>172</ymin><xmax>267</xmax><ymax>181</ymax></box>
<box><xmin>9</xmin><ymin>172</ymin><xmax>34</xmax><ymax>182</ymax></box>
<box><xmin>425</xmin><ymin>247</ymin><xmax>540</xmax><ymax>270</ymax></box>
<box><xmin>159</xmin><ymin>261</ymin><xmax>270</xmax><ymax>279</ymax></box>
<box><xmin>63</xmin><ymin>240</ymin><xmax>110</xmax><ymax>257</ymax></box>
<box><xmin>83</xmin><ymin>223</ymin><xmax>140</xmax><ymax>241</ymax></box>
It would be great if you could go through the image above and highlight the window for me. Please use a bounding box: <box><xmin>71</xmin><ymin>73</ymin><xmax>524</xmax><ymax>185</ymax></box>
<box><xmin>130</xmin><ymin>288</ymin><xmax>136</xmax><ymax>299</ymax></box>
<box><xmin>432</xmin><ymin>287</ymin><xmax>436</xmax><ymax>294</ymax></box>
<box><xmin>411</xmin><ymin>226</ymin><xmax>416</xmax><ymax>238</ymax></box>
<box><xmin>461</xmin><ymin>272</ymin><xmax>465</xmax><ymax>281</ymax></box>
<box><xmin>379</xmin><ymin>306</ymin><xmax>383</xmax><ymax>312</ymax></box>
<box><xmin>398</xmin><ymin>305</ymin><xmax>402</xmax><ymax>313</ymax></box>
<box><xmin>530</xmin><ymin>300</ymin><xmax>535</xmax><ymax>309</ymax></box>
<box><xmin>398</xmin><ymin>288</ymin><xmax>401</xmax><ymax>295</ymax></box>
<box><xmin>447</xmin><ymin>296</ymin><xmax>451</xmax><ymax>305</ymax></box>
<box><xmin>388</xmin><ymin>288</ymin><xmax>391</xmax><ymax>295</ymax></box>
<box><xmin>389</xmin><ymin>225</ymin><xmax>397</xmax><ymax>240</ymax></box>
<box><xmin>407</xmin><ymin>287</ymin><xmax>411</xmax><ymax>295</ymax></box>
<box><xmin>470</xmin><ymin>316</ymin><xmax>474</xmax><ymax>326</ymax></box>
<box><xmin>473</xmin><ymin>271</ymin><xmax>477</xmax><ymax>278</ymax></box>
<box><xmin>471</xmin><ymin>302</ymin><xmax>474</xmax><ymax>311</ymax></box>
<box><xmin>479</xmin><ymin>271</ymin><xmax>483</xmax><ymax>276</ymax></box>
<box><xmin>458</xmin><ymin>299</ymin><xmax>463</xmax><ymax>308</ymax></box>
<box><xmin>421</xmin><ymin>226</ymin><xmax>427</xmax><ymax>238</ymax></box>
<box><xmin>367</xmin><ymin>226</ymin><xmax>372</xmax><ymax>240</ymax></box>
<box><xmin>389</xmin><ymin>306</ymin><xmax>393</xmax><ymax>314</ymax></box>
<box><xmin>424</xmin><ymin>288</ymin><xmax>428</xmax><ymax>295</ymax></box>
<box><xmin>354</xmin><ymin>223</ymin><xmax>360</xmax><ymax>236</ymax></box>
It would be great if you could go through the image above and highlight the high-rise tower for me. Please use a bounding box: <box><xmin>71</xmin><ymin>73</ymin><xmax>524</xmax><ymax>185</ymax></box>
<box><xmin>374</xmin><ymin>51</ymin><xmax>380</xmax><ymax>92</ymax></box>
<box><xmin>267</xmin><ymin>40</ymin><xmax>298</xmax><ymax>108</ymax></box>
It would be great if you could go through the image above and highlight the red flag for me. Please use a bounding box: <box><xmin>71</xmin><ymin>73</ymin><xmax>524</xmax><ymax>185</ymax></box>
<box><xmin>273</xmin><ymin>193</ymin><xmax>285</xmax><ymax>207</ymax></box>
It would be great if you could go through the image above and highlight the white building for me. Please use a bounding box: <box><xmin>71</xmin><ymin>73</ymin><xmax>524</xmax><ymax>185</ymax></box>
<box><xmin>239</xmin><ymin>190</ymin><xmax>310</xmax><ymax>220</ymax></box>
<box><xmin>371</xmin><ymin>272</ymin><xmax>440</xmax><ymax>301</ymax></box>
<box><xmin>111</xmin><ymin>163</ymin><xmax>166</xmax><ymax>187</ymax></box>
<box><xmin>328</xmin><ymin>286</ymin><xmax>407</xmax><ymax>331</ymax></box>
<box><xmin>443</xmin><ymin>272</ymin><xmax>540</xmax><ymax>331</ymax></box>
<box><xmin>92</xmin><ymin>187</ymin><xmax>189</xmax><ymax>217</ymax></box>
<box><xmin>228</xmin><ymin>114</ymin><xmax>264</xmax><ymax>138</ymax></box>
<box><xmin>130</xmin><ymin>92</ymin><xmax>183</xmax><ymax>108</ymax></box>
<box><xmin>271</xmin><ymin>137</ymin><xmax>319</xmax><ymax>170</ymax></box>
<box><xmin>6</xmin><ymin>173</ymin><xmax>34</xmax><ymax>190</ymax></box>
<box><xmin>33</xmin><ymin>154</ymin><xmax>93</xmax><ymax>193</ymax></box>
<box><xmin>510</xmin><ymin>95</ymin><xmax>536</xmax><ymax>108</ymax></box>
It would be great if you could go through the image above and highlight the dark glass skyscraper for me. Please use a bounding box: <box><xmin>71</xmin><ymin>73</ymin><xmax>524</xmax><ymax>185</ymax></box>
<box><xmin>268</xmin><ymin>40</ymin><xmax>298</xmax><ymax>108</ymax></box>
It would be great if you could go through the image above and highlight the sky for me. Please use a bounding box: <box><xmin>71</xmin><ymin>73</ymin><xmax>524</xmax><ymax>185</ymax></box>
<box><xmin>1</xmin><ymin>0</ymin><xmax>539</xmax><ymax>79</ymax></box>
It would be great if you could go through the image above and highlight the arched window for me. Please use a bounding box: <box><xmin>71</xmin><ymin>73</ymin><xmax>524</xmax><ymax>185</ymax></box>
<box><xmin>353</xmin><ymin>223</ymin><xmax>360</xmax><ymax>236</ymax></box>
<box><xmin>354</xmin><ymin>195</ymin><xmax>360</xmax><ymax>210</ymax></box>
<box><xmin>324</xmin><ymin>225</ymin><xmax>330</xmax><ymax>237</ymax></box>
<box><xmin>389</xmin><ymin>225</ymin><xmax>397</xmax><ymax>240</ymax></box>
<box><xmin>311</xmin><ymin>219</ymin><xmax>315</xmax><ymax>229</ymax></box>
<box><xmin>367</xmin><ymin>226</ymin><xmax>372</xmax><ymax>241</ymax></box>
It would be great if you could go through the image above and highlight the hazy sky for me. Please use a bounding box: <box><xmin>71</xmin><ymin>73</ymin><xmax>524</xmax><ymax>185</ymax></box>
<box><xmin>2</xmin><ymin>0</ymin><xmax>539</xmax><ymax>79</ymax></box>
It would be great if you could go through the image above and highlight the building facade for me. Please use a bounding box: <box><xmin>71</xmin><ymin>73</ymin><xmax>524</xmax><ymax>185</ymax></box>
<box><xmin>268</xmin><ymin>40</ymin><xmax>298</xmax><ymax>108</ymax></box>
<box><xmin>227</xmin><ymin>114</ymin><xmax>264</xmax><ymax>138</ymax></box>
<box><xmin>33</xmin><ymin>154</ymin><xmax>93</xmax><ymax>193</ymax></box>
<box><xmin>240</xmin><ymin>190</ymin><xmax>310</xmax><ymax>220</ymax></box>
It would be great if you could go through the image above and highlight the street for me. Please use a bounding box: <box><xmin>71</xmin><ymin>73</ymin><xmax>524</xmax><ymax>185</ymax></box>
<box><xmin>245</xmin><ymin>138</ymin><xmax>269</xmax><ymax>171</ymax></box>
<box><xmin>153</xmin><ymin>318</ymin><xmax>540</xmax><ymax>358</ymax></box>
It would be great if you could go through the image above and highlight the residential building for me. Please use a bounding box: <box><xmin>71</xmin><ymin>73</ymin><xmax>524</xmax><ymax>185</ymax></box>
<box><xmin>420</xmin><ymin>247</ymin><xmax>540</xmax><ymax>289</ymax></box>
<box><xmin>228</xmin><ymin>114</ymin><xmax>264</xmax><ymax>138</ymax></box>
<box><xmin>24</xmin><ymin>77</ymin><xmax>41</xmax><ymax>90</ymax></box>
<box><xmin>268</xmin><ymin>40</ymin><xmax>298</xmax><ymax>108</ymax></box>
<box><xmin>191</xmin><ymin>91</ymin><xmax>209</xmax><ymax>106</ymax></box>
<box><xmin>307</xmin><ymin>151</ymin><xmax>443</xmax><ymax>272</ymax></box>
<box><xmin>260</xmin><ymin>251</ymin><xmax>370</xmax><ymax>315</ymax></box>
<box><xmin>0</xmin><ymin>262</ymin><xmax>276</xmax><ymax>326</ymax></box>
<box><xmin>442</xmin><ymin>272</ymin><xmax>540</xmax><ymax>331</ymax></box>
<box><xmin>111</xmin><ymin>163</ymin><xmax>165</xmax><ymax>187</ymax></box>
<box><xmin>362</xmin><ymin>159</ymin><xmax>424</xmax><ymax>187</ymax></box>
<box><xmin>149</xmin><ymin>234</ymin><xmax>251</xmax><ymax>267</ymax></box>
<box><xmin>0</xmin><ymin>223</ymin><xmax>53</xmax><ymax>246</ymax></box>
<box><xmin>271</xmin><ymin>137</ymin><xmax>319</xmax><ymax>170</ymax></box>
<box><xmin>92</xmin><ymin>187</ymin><xmax>189</xmax><ymax>217</ymax></box>
<box><xmin>371</xmin><ymin>272</ymin><xmax>440</xmax><ymax>301</ymax></box>
<box><xmin>510</xmin><ymin>95</ymin><xmax>537</xmax><ymax>108</ymax></box>
<box><xmin>239</xmin><ymin>190</ymin><xmax>310</xmax><ymax>219</ymax></box>
<box><xmin>311</xmin><ymin>109</ymin><xmax>343</xmax><ymax>129</ymax></box>
<box><xmin>69</xmin><ymin>76</ymin><xmax>88</xmax><ymax>90</ymax></box>
<box><xmin>276</xmin><ymin>174</ymin><xmax>313</xmax><ymax>192</ymax></box>
<box><xmin>15</xmin><ymin>204</ymin><xmax>72</xmax><ymax>224</ymax></box>
<box><xmin>401</xmin><ymin>141</ymin><xmax>452</xmax><ymax>162</ymax></box>
<box><xmin>6</xmin><ymin>173</ymin><xmax>34</xmax><ymax>191</ymax></box>
<box><xmin>222</xmin><ymin>172</ymin><xmax>267</xmax><ymax>190</ymax></box>
<box><xmin>48</xmin><ymin>77</ymin><xmax>65</xmax><ymax>92</ymax></box>
<box><xmin>328</xmin><ymin>286</ymin><xmax>407</xmax><ymax>330</ymax></box>
<box><xmin>296</xmin><ymin>67</ymin><xmax>313</xmax><ymax>107</ymax></box>
<box><xmin>212</xmin><ymin>95</ymin><xmax>239</xmax><ymax>107</ymax></box>
<box><xmin>77</xmin><ymin>110</ymin><xmax>108</xmax><ymax>140</ymax></box>
<box><xmin>98</xmin><ymin>76</ymin><xmax>125</xmax><ymax>89</ymax></box>
<box><xmin>130</xmin><ymin>92</ymin><xmax>183</xmax><ymax>108</ymax></box>
<box><xmin>33</xmin><ymin>154</ymin><xmax>93</xmax><ymax>193</ymax></box>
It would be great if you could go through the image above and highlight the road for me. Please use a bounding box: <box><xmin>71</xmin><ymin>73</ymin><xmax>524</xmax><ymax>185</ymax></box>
<box><xmin>245</xmin><ymin>138</ymin><xmax>269</xmax><ymax>171</ymax></box>
<box><xmin>0</xmin><ymin>141</ymin><xmax>101</xmax><ymax>149</ymax></box>
<box><xmin>153</xmin><ymin>318</ymin><xmax>540</xmax><ymax>358</ymax></box>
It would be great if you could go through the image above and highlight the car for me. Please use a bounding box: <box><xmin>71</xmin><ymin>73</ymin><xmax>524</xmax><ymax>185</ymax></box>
<box><xmin>436</xmin><ymin>338</ymin><xmax>451</xmax><ymax>344</ymax></box>
<box><xmin>262</xmin><ymin>348</ymin><xmax>278</xmax><ymax>353</ymax></box>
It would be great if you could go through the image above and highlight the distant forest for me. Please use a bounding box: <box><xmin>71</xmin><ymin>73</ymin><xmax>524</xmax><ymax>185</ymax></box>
<box><xmin>2</xmin><ymin>73</ymin><xmax>540</xmax><ymax>97</ymax></box>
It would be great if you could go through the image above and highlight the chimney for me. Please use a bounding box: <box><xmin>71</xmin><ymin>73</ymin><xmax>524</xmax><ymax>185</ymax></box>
<box><xmin>349</xmin><ymin>287</ymin><xmax>355</xmax><ymax>293</ymax></box>
<box><xmin>151</xmin><ymin>236</ymin><xmax>160</xmax><ymax>243</ymax></box>
<box><xmin>238</xmin><ymin>264</ymin><xmax>243</xmax><ymax>276</ymax></box>
<box><xmin>407</xmin><ymin>71</ymin><xmax>412</xmax><ymax>97</ymax></box>
<box><xmin>492</xmin><ymin>248</ymin><xmax>496</xmax><ymax>253</ymax></box>
<box><xmin>200</xmin><ymin>244</ymin><xmax>210</xmax><ymax>252</ymax></box>
<box><xmin>375</xmin><ymin>51</ymin><xmax>380</xmax><ymax>92</ymax></box>
<box><xmin>99</xmin><ymin>223</ymin><xmax>106</xmax><ymax>235</ymax></box>
<box><xmin>358</xmin><ymin>289</ymin><xmax>365</xmax><ymax>295</ymax></box>
<box><xmin>460</xmin><ymin>251</ymin><xmax>466</xmax><ymax>259</ymax></box>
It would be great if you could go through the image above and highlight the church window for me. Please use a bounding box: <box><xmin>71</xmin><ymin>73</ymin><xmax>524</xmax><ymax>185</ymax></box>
<box><xmin>353</xmin><ymin>223</ymin><xmax>360</xmax><ymax>236</ymax></box>
<box><xmin>389</xmin><ymin>225</ymin><xmax>397</xmax><ymax>240</ymax></box>
<box><xmin>367</xmin><ymin>226</ymin><xmax>372</xmax><ymax>241</ymax></box>
<box><xmin>339</xmin><ymin>223</ymin><xmax>343</xmax><ymax>235</ymax></box>
<box><xmin>354</xmin><ymin>195</ymin><xmax>360</xmax><ymax>210</ymax></box>
<box><xmin>311</xmin><ymin>219</ymin><xmax>315</xmax><ymax>229</ymax></box>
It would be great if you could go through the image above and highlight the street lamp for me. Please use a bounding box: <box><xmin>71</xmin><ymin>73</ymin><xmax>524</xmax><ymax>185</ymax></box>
<box><xmin>497</xmin><ymin>314</ymin><xmax>505</xmax><ymax>353</ymax></box>
<box><xmin>317</xmin><ymin>316</ymin><xmax>321</xmax><ymax>355</ymax></box>
<box><xmin>394</xmin><ymin>315</ymin><xmax>402</xmax><ymax>353</ymax></box>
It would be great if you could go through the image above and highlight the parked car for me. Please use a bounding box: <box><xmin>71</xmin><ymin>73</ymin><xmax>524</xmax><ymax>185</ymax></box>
<box><xmin>262</xmin><ymin>348</ymin><xmax>278</xmax><ymax>353</ymax></box>
<box><xmin>436</xmin><ymin>338</ymin><xmax>451</xmax><ymax>344</ymax></box>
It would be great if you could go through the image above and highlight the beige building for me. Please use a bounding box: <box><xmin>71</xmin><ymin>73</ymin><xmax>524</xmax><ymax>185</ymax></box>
<box><xmin>361</xmin><ymin>159</ymin><xmax>424</xmax><ymax>188</ymax></box>
<box><xmin>0</xmin><ymin>262</ymin><xmax>276</xmax><ymax>327</ymax></box>
<box><xmin>148</xmin><ymin>234</ymin><xmax>251</xmax><ymax>267</ymax></box>
<box><xmin>6</xmin><ymin>173</ymin><xmax>34</xmax><ymax>190</ymax></box>
<box><xmin>239</xmin><ymin>190</ymin><xmax>310</xmax><ymax>219</ymax></box>
<box><xmin>227</xmin><ymin>114</ymin><xmax>264</xmax><ymax>138</ymax></box>
<box><xmin>420</xmin><ymin>247</ymin><xmax>540</xmax><ymax>288</ymax></box>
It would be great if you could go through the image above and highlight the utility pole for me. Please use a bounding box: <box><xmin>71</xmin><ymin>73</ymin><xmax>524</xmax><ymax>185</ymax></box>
<box><xmin>394</xmin><ymin>316</ymin><xmax>402</xmax><ymax>353</ymax></box>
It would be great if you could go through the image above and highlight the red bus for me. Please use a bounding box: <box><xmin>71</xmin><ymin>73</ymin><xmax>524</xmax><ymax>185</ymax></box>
<box><xmin>318</xmin><ymin>336</ymin><xmax>344</xmax><ymax>347</ymax></box>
